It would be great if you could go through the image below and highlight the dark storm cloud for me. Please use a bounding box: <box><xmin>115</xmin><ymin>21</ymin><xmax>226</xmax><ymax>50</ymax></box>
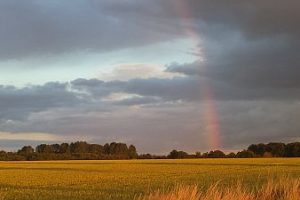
<box><xmin>166</xmin><ymin>35</ymin><xmax>300</xmax><ymax>92</ymax></box>
<box><xmin>160</xmin><ymin>0</ymin><xmax>300</xmax><ymax>38</ymax></box>
<box><xmin>96</xmin><ymin>0</ymin><xmax>300</xmax><ymax>40</ymax></box>
<box><xmin>1</xmin><ymin>0</ymin><xmax>299</xmax><ymax>62</ymax></box>
<box><xmin>164</xmin><ymin>0</ymin><xmax>300</xmax><ymax>94</ymax></box>
<box><xmin>0</xmin><ymin>0</ymin><xmax>182</xmax><ymax>60</ymax></box>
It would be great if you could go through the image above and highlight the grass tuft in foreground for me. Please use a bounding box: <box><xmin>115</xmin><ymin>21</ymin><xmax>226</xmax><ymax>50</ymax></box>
<box><xmin>139</xmin><ymin>178</ymin><xmax>300</xmax><ymax>200</ymax></box>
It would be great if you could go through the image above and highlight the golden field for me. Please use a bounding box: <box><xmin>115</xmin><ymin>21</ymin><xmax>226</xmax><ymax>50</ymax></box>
<box><xmin>0</xmin><ymin>158</ymin><xmax>299</xmax><ymax>200</ymax></box>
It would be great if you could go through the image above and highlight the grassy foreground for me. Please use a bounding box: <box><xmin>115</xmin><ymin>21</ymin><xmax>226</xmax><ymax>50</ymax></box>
<box><xmin>0</xmin><ymin>158</ymin><xmax>299</xmax><ymax>200</ymax></box>
<box><xmin>139</xmin><ymin>178</ymin><xmax>300</xmax><ymax>200</ymax></box>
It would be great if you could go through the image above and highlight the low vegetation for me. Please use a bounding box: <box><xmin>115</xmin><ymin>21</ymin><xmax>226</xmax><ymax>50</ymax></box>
<box><xmin>139</xmin><ymin>178</ymin><xmax>300</xmax><ymax>200</ymax></box>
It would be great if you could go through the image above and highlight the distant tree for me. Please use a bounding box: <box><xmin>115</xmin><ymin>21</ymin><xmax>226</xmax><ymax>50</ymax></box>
<box><xmin>248</xmin><ymin>143</ymin><xmax>271</xmax><ymax>157</ymax></box>
<box><xmin>18</xmin><ymin>146</ymin><xmax>34</xmax><ymax>159</ymax></box>
<box><xmin>51</xmin><ymin>144</ymin><xmax>60</xmax><ymax>153</ymax></box>
<box><xmin>201</xmin><ymin>152</ymin><xmax>209</xmax><ymax>158</ymax></box>
<box><xmin>88</xmin><ymin>144</ymin><xmax>103</xmax><ymax>154</ymax></box>
<box><xmin>6</xmin><ymin>152</ymin><xmax>26</xmax><ymax>161</ymax></box>
<box><xmin>167</xmin><ymin>150</ymin><xmax>188</xmax><ymax>159</ymax></box>
<box><xmin>284</xmin><ymin>142</ymin><xmax>300</xmax><ymax>157</ymax></box>
<box><xmin>109</xmin><ymin>142</ymin><xmax>118</xmax><ymax>155</ymax></box>
<box><xmin>262</xmin><ymin>151</ymin><xmax>273</xmax><ymax>158</ymax></box>
<box><xmin>177</xmin><ymin>150</ymin><xmax>189</xmax><ymax>159</ymax></box>
<box><xmin>1</xmin><ymin>140</ymin><xmax>300</xmax><ymax>161</ymax></box>
<box><xmin>248</xmin><ymin>142</ymin><xmax>292</xmax><ymax>157</ymax></box>
<box><xmin>36</xmin><ymin>144</ymin><xmax>45</xmax><ymax>153</ymax></box>
<box><xmin>109</xmin><ymin>142</ymin><xmax>128</xmax><ymax>155</ymax></box>
<box><xmin>36</xmin><ymin>144</ymin><xmax>54</xmax><ymax>153</ymax></box>
<box><xmin>226</xmin><ymin>152</ymin><xmax>236</xmax><ymax>158</ymax></box>
<box><xmin>138</xmin><ymin>154</ymin><xmax>153</xmax><ymax>159</ymax></box>
<box><xmin>236</xmin><ymin>150</ymin><xmax>255</xmax><ymax>158</ymax></box>
<box><xmin>267</xmin><ymin>143</ymin><xmax>285</xmax><ymax>157</ymax></box>
<box><xmin>128</xmin><ymin>145</ymin><xmax>138</xmax><ymax>159</ymax></box>
<box><xmin>70</xmin><ymin>141</ymin><xmax>89</xmax><ymax>153</ymax></box>
<box><xmin>207</xmin><ymin>150</ymin><xmax>225</xmax><ymax>158</ymax></box>
<box><xmin>195</xmin><ymin>152</ymin><xmax>202</xmax><ymax>158</ymax></box>
<box><xmin>168</xmin><ymin>150</ymin><xmax>178</xmax><ymax>159</ymax></box>
<box><xmin>104</xmin><ymin>143</ymin><xmax>110</xmax><ymax>154</ymax></box>
<box><xmin>0</xmin><ymin>151</ymin><xmax>7</xmax><ymax>161</ymax></box>
<box><xmin>59</xmin><ymin>143</ymin><xmax>70</xmax><ymax>154</ymax></box>
<box><xmin>248</xmin><ymin>144</ymin><xmax>258</xmax><ymax>155</ymax></box>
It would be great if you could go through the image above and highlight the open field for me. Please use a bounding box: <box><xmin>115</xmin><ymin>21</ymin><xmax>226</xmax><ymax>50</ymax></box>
<box><xmin>0</xmin><ymin>158</ymin><xmax>299</xmax><ymax>200</ymax></box>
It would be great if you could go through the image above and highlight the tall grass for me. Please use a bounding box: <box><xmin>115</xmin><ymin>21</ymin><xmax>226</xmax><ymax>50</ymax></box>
<box><xmin>139</xmin><ymin>178</ymin><xmax>300</xmax><ymax>200</ymax></box>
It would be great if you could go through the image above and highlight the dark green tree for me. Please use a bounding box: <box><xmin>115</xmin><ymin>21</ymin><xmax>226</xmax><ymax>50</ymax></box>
<box><xmin>284</xmin><ymin>142</ymin><xmax>300</xmax><ymax>157</ymax></box>
<box><xmin>70</xmin><ymin>141</ymin><xmax>89</xmax><ymax>153</ymax></box>
<box><xmin>248</xmin><ymin>143</ymin><xmax>271</xmax><ymax>157</ymax></box>
<box><xmin>226</xmin><ymin>152</ymin><xmax>236</xmax><ymax>158</ymax></box>
<box><xmin>36</xmin><ymin>144</ymin><xmax>54</xmax><ymax>153</ymax></box>
<box><xmin>236</xmin><ymin>150</ymin><xmax>255</xmax><ymax>158</ymax></box>
<box><xmin>167</xmin><ymin>150</ymin><xmax>188</xmax><ymax>159</ymax></box>
<box><xmin>104</xmin><ymin>143</ymin><xmax>110</xmax><ymax>154</ymax></box>
<box><xmin>128</xmin><ymin>145</ymin><xmax>138</xmax><ymax>159</ymax></box>
<box><xmin>267</xmin><ymin>143</ymin><xmax>285</xmax><ymax>157</ymax></box>
<box><xmin>207</xmin><ymin>150</ymin><xmax>225</xmax><ymax>158</ymax></box>
<box><xmin>88</xmin><ymin>144</ymin><xmax>103</xmax><ymax>154</ymax></box>
<box><xmin>195</xmin><ymin>152</ymin><xmax>202</xmax><ymax>158</ymax></box>
<box><xmin>18</xmin><ymin>146</ymin><xmax>34</xmax><ymax>160</ymax></box>
<box><xmin>59</xmin><ymin>143</ymin><xmax>70</xmax><ymax>154</ymax></box>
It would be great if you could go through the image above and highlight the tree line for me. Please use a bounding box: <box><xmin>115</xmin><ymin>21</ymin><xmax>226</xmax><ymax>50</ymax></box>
<box><xmin>0</xmin><ymin>141</ymin><xmax>138</xmax><ymax>161</ymax></box>
<box><xmin>0</xmin><ymin>141</ymin><xmax>299</xmax><ymax>161</ymax></box>
<box><xmin>160</xmin><ymin>142</ymin><xmax>300</xmax><ymax>159</ymax></box>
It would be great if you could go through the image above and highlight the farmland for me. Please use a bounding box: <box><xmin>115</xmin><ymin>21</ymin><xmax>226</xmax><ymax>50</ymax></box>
<box><xmin>0</xmin><ymin>158</ymin><xmax>299</xmax><ymax>200</ymax></box>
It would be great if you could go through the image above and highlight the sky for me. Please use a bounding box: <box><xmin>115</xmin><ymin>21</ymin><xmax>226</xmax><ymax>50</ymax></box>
<box><xmin>0</xmin><ymin>0</ymin><xmax>300</xmax><ymax>154</ymax></box>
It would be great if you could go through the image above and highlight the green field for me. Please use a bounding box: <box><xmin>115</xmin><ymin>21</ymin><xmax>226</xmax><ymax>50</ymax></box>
<box><xmin>0</xmin><ymin>158</ymin><xmax>299</xmax><ymax>200</ymax></box>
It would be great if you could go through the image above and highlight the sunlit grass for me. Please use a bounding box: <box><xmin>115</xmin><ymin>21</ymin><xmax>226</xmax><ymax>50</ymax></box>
<box><xmin>139</xmin><ymin>178</ymin><xmax>300</xmax><ymax>200</ymax></box>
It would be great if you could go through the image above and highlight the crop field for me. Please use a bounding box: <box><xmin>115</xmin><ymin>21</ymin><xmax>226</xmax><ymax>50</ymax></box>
<box><xmin>0</xmin><ymin>158</ymin><xmax>299</xmax><ymax>200</ymax></box>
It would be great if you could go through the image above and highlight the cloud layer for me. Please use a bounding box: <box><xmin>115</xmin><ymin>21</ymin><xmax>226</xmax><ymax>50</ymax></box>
<box><xmin>0</xmin><ymin>0</ymin><xmax>299</xmax><ymax>153</ymax></box>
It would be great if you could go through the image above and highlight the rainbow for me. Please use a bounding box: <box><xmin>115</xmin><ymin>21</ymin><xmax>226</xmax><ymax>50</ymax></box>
<box><xmin>171</xmin><ymin>1</ymin><xmax>222</xmax><ymax>149</ymax></box>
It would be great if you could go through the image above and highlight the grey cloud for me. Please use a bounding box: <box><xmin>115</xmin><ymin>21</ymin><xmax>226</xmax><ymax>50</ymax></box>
<box><xmin>218</xmin><ymin>100</ymin><xmax>300</xmax><ymax>149</ymax></box>
<box><xmin>1</xmin><ymin>0</ymin><xmax>299</xmax><ymax>64</ymax></box>
<box><xmin>1</xmin><ymin>69</ymin><xmax>300</xmax><ymax>125</ymax></box>
<box><xmin>71</xmin><ymin>78</ymin><xmax>122</xmax><ymax>98</ymax></box>
<box><xmin>165</xmin><ymin>19</ymin><xmax>300</xmax><ymax>97</ymax></box>
<box><xmin>71</xmin><ymin>77</ymin><xmax>202</xmax><ymax>102</ymax></box>
<box><xmin>0</xmin><ymin>77</ymin><xmax>186</xmax><ymax>122</ymax></box>
<box><xmin>166</xmin><ymin>36</ymin><xmax>300</xmax><ymax>92</ymax></box>
<box><xmin>163</xmin><ymin>0</ymin><xmax>300</xmax><ymax>92</ymax></box>
<box><xmin>1</xmin><ymin>76</ymin><xmax>300</xmax><ymax>152</ymax></box>
<box><xmin>0</xmin><ymin>101</ymin><xmax>210</xmax><ymax>153</ymax></box>
<box><xmin>161</xmin><ymin>0</ymin><xmax>300</xmax><ymax>39</ymax></box>
<box><xmin>3</xmin><ymin>98</ymin><xmax>300</xmax><ymax>153</ymax></box>
<box><xmin>94</xmin><ymin>0</ymin><xmax>300</xmax><ymax>39</ymax></box>
<box><xmin>0</xmin><ymin>82</ymin><xmax>81</xmax><ymax>121</ymax></box>
<box><xmin>0</xmin><ymin>0</ymin><xmax>182</xmax><ymax>60</ymax></box>
<box><xmin>114</xmin><ymin>96</ymin><xmax>161</xmax><ymax>106</ymax></box>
